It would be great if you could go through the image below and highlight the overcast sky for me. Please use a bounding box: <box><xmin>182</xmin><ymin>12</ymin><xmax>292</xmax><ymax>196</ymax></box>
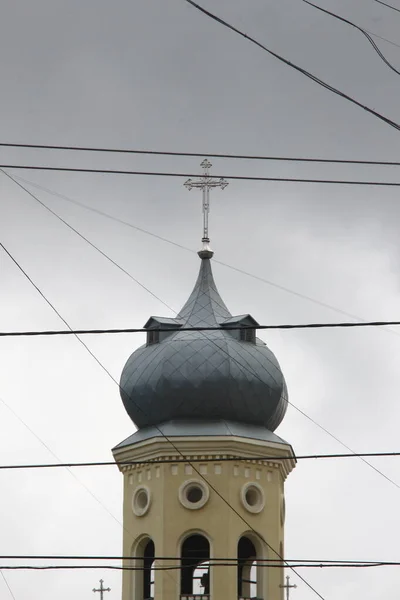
<box><xmin>1</xmin><ymin>0</ymin><xmax>400</xmax><ymax>598</ymax></box>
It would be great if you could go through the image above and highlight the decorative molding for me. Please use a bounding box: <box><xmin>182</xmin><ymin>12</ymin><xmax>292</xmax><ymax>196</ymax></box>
<box><xmin>132</xmin><ymin>486</ymin><xmax>151</xmax><ymax>517</ymax></box>
<box><xmin>240</xmin><ymin>482</ymin><xmax>265</xmax><ymax>514</ymax></box>
<box><xmin>115</xmin><ymin>437</ymin><xmax>295</xmax><ymax>481</ymax></box>
<box><xmin>179</xmin><ymin>479</ymin><xmax>210</xmax><ymax>510</ymax></box>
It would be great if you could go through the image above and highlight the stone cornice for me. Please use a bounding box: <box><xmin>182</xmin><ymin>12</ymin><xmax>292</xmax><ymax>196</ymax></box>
<box><xmin>112</xmin><ymin>435</ymin><xmax>296</xmax><ymax>480</ymax></box>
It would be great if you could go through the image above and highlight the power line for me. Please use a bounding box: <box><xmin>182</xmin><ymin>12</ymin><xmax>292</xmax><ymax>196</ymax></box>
<box><xmin>16</xmin><ymin>174</ymin><xmax>400</xmax><ymax>339</ymax></box>
<box><xmin>3</xmin><ymin>319</ymin><xmax>400</xmax><ymax>337</ymax></box>
<box><xmin>0</xmin><ymin>561</ymin><xmax>399</xmax><ymax>571</ymax></box>
<box><xmin>0</xmin><ymin>572</ymin><xmax>16</xmax><ymax>600</ymax></box>
<box><xmin>364</xmin><ymin>27</ymin><xmax>400</xmax><ymax>50</ymax></box>
<box><xmin>1</xmin><ymin>170</ymin><xmax>175</xmax><ymax>314</ymax></box>
<box><xmin>7</xmin><ymin>175</ymin><xmax>398</xmax><ymax>599</ymax></box>
<box><xmin>373</xmin><ymin>0</ymin><xmax>400</xmax><ymax>14</ymax></box>
<box><xmin>1</xmin><ymin>555</ymin><xmax>399</xmax><ymax>564</ymax></box>
<box><xmin>6</xmin><ymin>172</ymin><xmax>400</xmax><ymax>501</ymax></box>
<box><xmin>3</xmin><ymin>141</ymin><xmax>400</xmax><ymax>165</ymax></box>
<box><xmin>2</xmin><ymin>183</ymin><xmax>325</xmax><ymax>600</ymax></box>
<box><xmin>4</xmin><ymin>164</ymin><xmax>400</xmax><ymax>185</ymax></box>
<box><xmin>183</xmin><ymin>0</ymin><xmax>400</xmax><ymax>133</ymax></box>
<box><xmin>301</xmin><ymin>0</ymin><xmax>400</xmax><ymax>76</ymax></box>
<box><xmin>0</xmin><ymin>452</ymin><xmax>398</xmax><ymax>470</ymax></box>
<box><xmin>6</xmin><ymin>178</ymin><xmax>398</xmax><ymax>599</ymax></box>
<box><xmin>0</xmin><ymin>239</ymin><xmax>164</xmax><ymax>544</ymax></box>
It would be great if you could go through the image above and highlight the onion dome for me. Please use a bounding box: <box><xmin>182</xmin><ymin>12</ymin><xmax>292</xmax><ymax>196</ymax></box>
<box><xmin>119</xmin><ymin>251</ymin><xmax>288</xmax><ymax>432</ymax></box>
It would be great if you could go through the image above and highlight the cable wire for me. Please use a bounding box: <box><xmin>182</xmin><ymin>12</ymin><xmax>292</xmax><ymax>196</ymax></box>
<box><xmin>3</xmin><ymin>319</ymin><xmax>400</xmax><ymax>337</ymax></box>
<box><xmin>1</xmin><ymin>555</ymin><xmax>399</xmax><ymax>564</ymax></box>
<box><xmin>0</xmin><ymin>561</ymin><xmax>399</xmax><ymax>570</ymax></box>
<box><xmin>1</xmin><ymin>170</ymin><xmax>175</xmax><ymax>314</ymax></box>
<box><xmin>7</xmin><ymin>172</ymin><xmax>400</xmax><ymax>499</ymax></box>
<box><xmin>364</xmin><ymin>27</ymin><xmax>400</xmax><ymax>49</ymax></box>
<box><xmin>7</xmin><ymin>172</ymin><xmax>400</xmax><ymax>503</ymax></box>
<box><xmin>4</xmin><ymin>164</ymin><xmax>400</xmax><ymax>185</ymax></box>
<box><xmin>3</xmin><ymin>141</ymin><xmax>400</xmax><ymax>165</ymax></box>
<box><xmin>8</xmin><ymin>172</ymin><xmax>400</xmax><ymax>598</ymax></box>
<box><xmin>373</xmin><ymin>0</ymin><xmax>400</xmax><ymax>14</ymax></box>
<box><xmin>183</xmin><ymin>0</ymin><xmax>400</xmax><ymax>133</ymax></box>
<box><xmin>302</xmin><ymin>0</ymin><xmax>400</xmax><ymax>75</ymax></box>
<box><xmin>0</xmin><ymin>572</ymin><xmax>16</xmax><ymax>600</ymax></box>
<box><xmin>0</xmin><ymin>451</ymin><xmax>398</xmax><ymax>470</ymax></box>
<box><xmin>15</xmin><ymin>173</ymin><xmax>400</xmax><ymax>339</ymax></box>
<box><xmin>3</xmin><ymin>182</ymin><xmax>326</xmax><ymax>600</ymax></box>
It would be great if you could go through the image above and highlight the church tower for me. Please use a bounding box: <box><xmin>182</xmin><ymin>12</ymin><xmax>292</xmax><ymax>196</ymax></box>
<box><xmin>112</xmin><ymin>161</ymin><xmax>296</xmax><ymax>600</ymax></box>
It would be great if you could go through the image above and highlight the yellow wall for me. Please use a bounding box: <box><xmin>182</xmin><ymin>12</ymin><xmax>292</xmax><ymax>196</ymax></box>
<box><xmin>113</xmin><ymin>436</ymin><xmax>295</xmax><ymax>600</ymax></box>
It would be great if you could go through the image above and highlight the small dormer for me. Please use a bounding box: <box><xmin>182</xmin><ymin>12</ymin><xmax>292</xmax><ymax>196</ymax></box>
<box><xmin>144</xmin><ymin>317</ymin><xmax>183</xmax><ymax>346</ymax></box>
<box><xmin>221</xmin><ymin>314</ymin><xmax>259</xmax><ymax>344</ymax></box>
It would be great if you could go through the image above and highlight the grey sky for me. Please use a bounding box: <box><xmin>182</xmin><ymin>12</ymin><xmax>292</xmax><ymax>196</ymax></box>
<box><xmin>1</xmin><ymin>0</ymin><xmax>400</xmax><ymax>598</ymax></box>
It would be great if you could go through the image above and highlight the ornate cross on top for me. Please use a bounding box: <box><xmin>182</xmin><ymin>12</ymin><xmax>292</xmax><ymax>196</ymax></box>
<box><xmin>280</xmin><ymin>575</ymin><xmax>297</xmax><ymax>600</ymax></box>
<box><xmin>184</xmin><ymin>159</ymin><xmax>228</xmax><ymax>253</ymax></box>
<box><xmin>93</xmin><ymin>579</ymin><xmax>111</xmax><ymax>600</ymax></box>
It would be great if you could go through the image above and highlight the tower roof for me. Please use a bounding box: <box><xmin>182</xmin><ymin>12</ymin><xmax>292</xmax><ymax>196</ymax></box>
<box><xmin>119</xmin><ymin>160</ymin><xmax>288</xmax><ymax>433</ymax></box>
<box><xmin>119</xmin><ymin>253</ymin><xmax>288</xmax><ymax>432</ymax></box>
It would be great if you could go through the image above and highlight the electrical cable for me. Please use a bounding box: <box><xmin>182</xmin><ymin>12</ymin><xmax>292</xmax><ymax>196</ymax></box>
<box><xmin>364</xmin><ymin>27</ymin><xmax>400</xmax><ymax>49</ymax></box>
<box><xmin>373</xmin><ymin>0</ymin><xmax>400</xmax><ymax>14</ymax></box>
<box><xmin>1</xmin><ymin>171</ymin><xmax>175</xmax><ymax>314</ymax></box>
<box><xmin>2</xmin><ymin>185</ymin><xmax>326</xmax><ymax>600</ymax></box>
<box><xmin>3</xmin><ymin>141</ymin><xmax>400</xmax><ymax>165</ymax></box>
<box><xmin>0</xmin><ymin>395</ymin><xmax>122</xmax><ymax>532</ymax></box>
<box><xmin>15</xmin><ymin>173</ymin><xmax>400</xmax><ymax>337</ymax></box>
<box><xmin>3</xmin><ymin>164</ymin><xmax>400</xmax><ymax>185</ymax></box>
<box><xmin>0</xmin><ymin>561</ymin><xmax>398</xmax><ymax>571</ymax></box>
<box><xmin>183</xmin><ymin>0</ymin><xmax>400</xmax><ymax>133</ymax></box>
<box><xmin>7</xmin><ymin>174</ymin><xmax>399</xmax><ymax>598</ymax></box>
<box><xmin>6</xmin><ymin>172</ymin><xmax>400</xmax><ymax>500</ymax></box>
<box><xmin>301</xmin><ymin>0</ymin><xmax>400</xmax><ymax>75</ymax></box>
<box><xmin>0</xmin><ymin>243</ymin><xmax>181</xmax><ymax>585</ymax></box>
<box><xmin>3</xmin><ymin>319</ymin><xmax>400</xmax><ymax>337</ymax></box>
<box><xmin>7</xmin><ymin>172</ymin><xmax>400</xmax><ymax>506</ymax></box>
<box><xmin>0</xmin><ymin>572</ymin><xmax>16</xmax><ymax>600</ymax></box>
<box><xmin>1</xmin><ymin>555</ymin><xmax>399</xmax><ymax>564</ymax></box>
<box><xmin>0</xmin><ymin>451</ymin><xmax>398</xmax><ymax>470</ymax></box>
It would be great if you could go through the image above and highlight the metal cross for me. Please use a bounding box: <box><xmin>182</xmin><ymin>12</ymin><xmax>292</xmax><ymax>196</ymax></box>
<box><xmin>92</xmin><ymin>579</ymin><xmax>111</xmax><ymax>600</ymax></box>
<box><xmin>280</xmin><ymin>575</ymin><xmax>297</xmax><ymax>600</ymax></box>
<box><xmin>184</xmin><ymin>159</ymin><xmax>228</xmax><ymax>250</ymax></box>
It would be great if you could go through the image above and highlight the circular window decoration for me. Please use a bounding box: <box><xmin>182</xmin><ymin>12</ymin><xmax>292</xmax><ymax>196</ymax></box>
<box><xmin>241</xmin><ymin>482</ymin><xmax>265</xmax><ymax>513</ymax></box>
<box><xmin>179</xmin><ymin>479</ymin><xmax>210</xmax><ymax>510</ymax></box>
<box><xmin>132</xmin><ymin>486</ymin><xmax>151</xmax><ymax>517</ymax></box>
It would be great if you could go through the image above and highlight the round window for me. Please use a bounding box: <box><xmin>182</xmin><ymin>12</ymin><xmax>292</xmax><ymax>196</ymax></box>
<box><xmin>179</xmin><ymin>479</ymin><xmax>209</xmax><ymax>510</ymax></box>
<box><xmin>132</xmin><ymin>486</ymin><xmax>151</xmax><ymax>516</ymax></box>
<box><xmin>241</xmin><ymin>482</ymin><xmax>265</xmax><ymax>513</ymax></box>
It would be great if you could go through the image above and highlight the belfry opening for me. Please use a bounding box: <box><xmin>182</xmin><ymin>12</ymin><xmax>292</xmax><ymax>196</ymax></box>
<box><xmin>181</xmin><ymin>534</ymin><xmax>210</xmax><ymax>598</ymax></box>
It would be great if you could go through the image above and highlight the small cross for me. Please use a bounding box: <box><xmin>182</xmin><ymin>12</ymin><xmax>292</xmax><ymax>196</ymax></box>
<box><xmin>280</xmin><ymin>575</ymin><xmax>297</xmax><ymax>600</ymax></box>
<box><xmin>93</xmin><ymin>579</ymin><xmax>111</xmax><ymax>600</ymax></box>
<box><xmin>184</xmin><ymin>159</ymin><xmax>228</xmax><ymax>252</ymax></box>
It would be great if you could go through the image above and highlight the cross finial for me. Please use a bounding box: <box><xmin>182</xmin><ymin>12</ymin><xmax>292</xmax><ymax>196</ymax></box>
<box><xmin>279</xmin><ymin>575</ymin><xmax>297</xmax><ymax>600</ymax></box>
<box><xmin>93</xmin><ymin>579</ymin><xmax>111</xmax><ymax>600</ymax></box>
<box><xmin>184</xmin><ymin>159</ymin><xmax>228</xmax><ymax>258</ymax></box>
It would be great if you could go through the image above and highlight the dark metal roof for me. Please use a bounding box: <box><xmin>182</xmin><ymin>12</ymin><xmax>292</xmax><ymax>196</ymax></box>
<box><xmin>144</xmin><ymin>316</ymin><xmax>182</xmax><ymax>328</ymax></box>
<box><xmin>222</xmin><ymin>314</ymin><xmax>259</xmax><ymax>326</ymax></box>
<box><xmin>113</xmin><ymin>419</ymin><xmax>290</xmax><ymax>450</ymax></box>
<box><xmin>119</xmin><ymin>256</ymin><xmax>288</xmax><ymax>432</ymax></box>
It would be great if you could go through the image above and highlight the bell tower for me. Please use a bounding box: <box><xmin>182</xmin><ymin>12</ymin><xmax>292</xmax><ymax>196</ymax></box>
<box><xmin>112</xmin><ymin>162</ymin><xmax>296</xmax><ymax>600</ymax></box>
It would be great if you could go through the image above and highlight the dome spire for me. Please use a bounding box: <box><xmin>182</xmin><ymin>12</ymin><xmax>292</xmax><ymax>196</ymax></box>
<box><xmin>184</xmin><ymin>159</ymin><xmax>228</xmax><ymax>259</ymax></box>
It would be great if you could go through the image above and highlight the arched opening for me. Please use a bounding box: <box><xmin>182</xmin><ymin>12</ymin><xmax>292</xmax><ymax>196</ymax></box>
<box><xmin>133</xmin><ymin>537</ymin><xmax>155</xmax><ymax>600</ymax></box>
<box><xmin>181</xmin><ymin>534</ymin><xmax>210</xmax><ymax>599</ymax></box>
<box><xmin>238</xmin><ymin>536</ymin><xmax>263</xmax><ymax>600</ymax></box>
